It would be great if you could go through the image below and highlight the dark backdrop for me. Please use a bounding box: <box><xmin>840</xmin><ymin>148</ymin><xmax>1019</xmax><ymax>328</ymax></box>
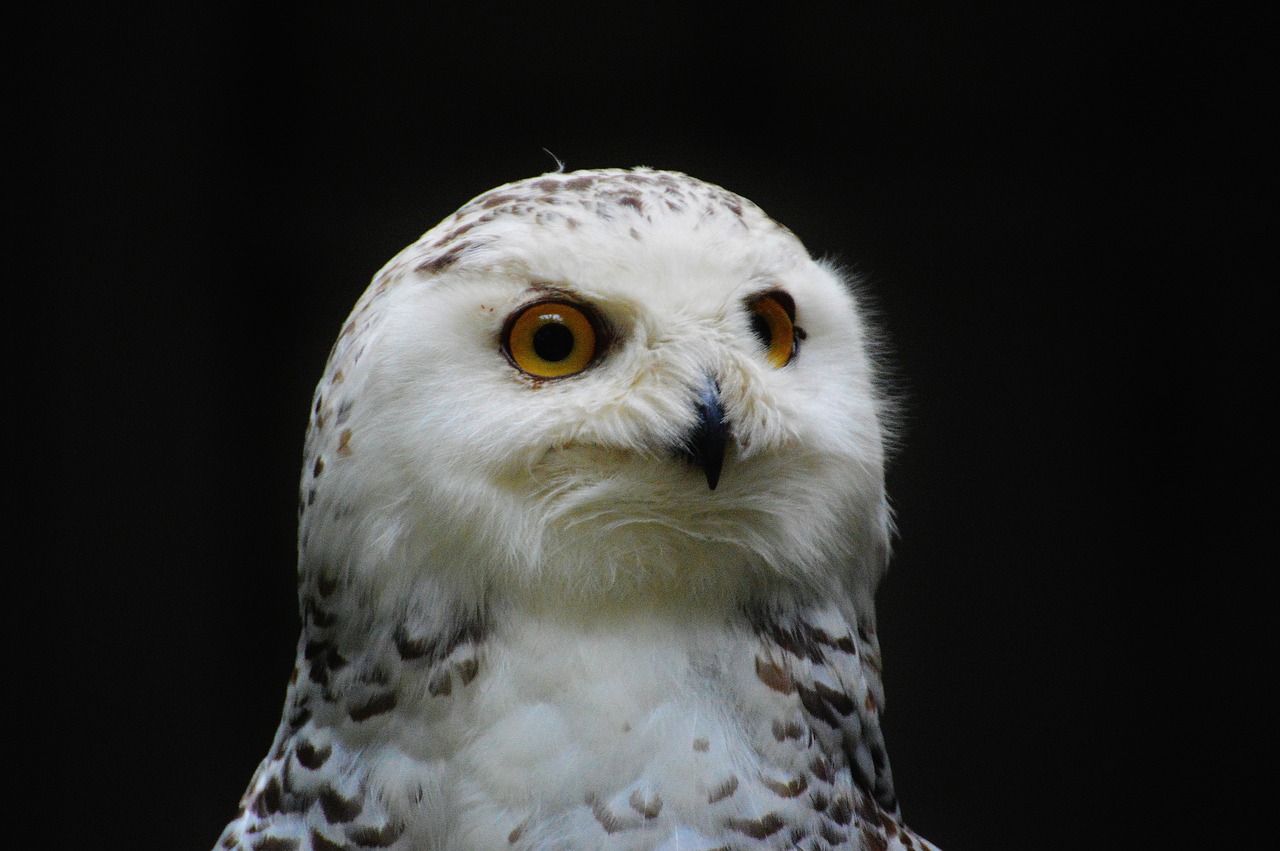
<box><xmin>50</xmin><ymin>2</ymin><xmax>1218</xmax><ymax>848</ymax></box>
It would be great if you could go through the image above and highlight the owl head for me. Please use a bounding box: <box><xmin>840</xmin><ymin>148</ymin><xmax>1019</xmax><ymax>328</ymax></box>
<box><xmin>299</xmin><ymin>168</ymin><xmax>891</xmax><ymax>626</ymax></box>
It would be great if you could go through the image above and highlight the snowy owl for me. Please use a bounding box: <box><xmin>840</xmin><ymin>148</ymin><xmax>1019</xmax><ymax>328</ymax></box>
<box><xmin>214</xmin><ymin>168</ymin><xmax>940</xmax><ymax>851</ymax></box>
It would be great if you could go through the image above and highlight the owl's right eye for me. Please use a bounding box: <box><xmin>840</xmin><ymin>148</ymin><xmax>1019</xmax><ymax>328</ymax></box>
<box><xmin>502</xmin><ymin>300</ymin><xmax>600</xmax><ymax>378</ymax></box>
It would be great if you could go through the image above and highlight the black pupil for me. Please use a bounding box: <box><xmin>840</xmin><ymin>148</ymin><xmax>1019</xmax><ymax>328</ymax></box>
<box><xmin>750</xmin><ymin>312</ymin><xmax>772</xmax><ymax>347</ymax></box>
<box><xmin>533</xmin><ymin>321</ymin><xmax>575</xmax><ymax>362</ymax></box>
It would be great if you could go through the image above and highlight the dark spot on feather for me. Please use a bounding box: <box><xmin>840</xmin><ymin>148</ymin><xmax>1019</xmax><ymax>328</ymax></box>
<box><xmin>338</xmin><ymin>430</ymin><xmax>354</xmax><ymax>456</ymax></box>
<box><xmin>772</xmin><ymin>718</ymin><xmax>805</xmax><ymax>741</ymax></box>
<box><xmin>295</xmin><ymin>740</ymin><xmax>331</xmax><ymax>770</ymax></box>
<box><xmin>348</xmin><ymin>691</ymin><xmax>397</xmax><ymax>721</ymax></box>
<box><xmin>813</xmin><ymin>681</ymin><xmax>855</xmax><ymax>716</ymax></box>
<box><xmin>437</xmin><ymin>221</ymin><xmax>479</xmax><ymax>246</ymax></box>
<box><xmin>418</xmin><ymin>244</ymin><xmax>468</xmax><ymax>274</ymax></box>
<box><xmin>307</xmin><ymin>661</ymin><xmax>329</xmax><ymax>687</ymax></box>
<box><xmin>829</xmin><ymin>794</ymin><xmax>853</xmax><ymax>825</ymax></box>
<box><xmin>251</xmin><ymin>838</ymin><xmax>299</xmax><ymax>851</ymax></box>
<box><xmin>395</xmin><ymin>619</ymin><xmax>486</xmax><ymax>664</ymax></box>
<box><xmin>850</xmin><ymin>753</ymin><xmax>877</xmax><ymax>801</ymax></box>
<box><xmin>811</xmin><ymin>626</ymin><xmax>855</xmax><ymax>654</ymax></box>
<box><xmin>394</xmin><ymin>627</ymin><xmax>430</xmax><ymax>660</ymax></box>
<box><xmin>428</xmin><ymin>669</ymin><xmax>453</xmax><ymax>697</ymax></box>
<box><xmin>755</xmin><ymin>656</ymin><xmax>794</xmax><ymax>694</ymax></box>
<box><xmin>587</xmin><ymin>793</ymin><xmax>625</xmax><ymax>834</ymax></box>
<box><xmin>319</xmin><ymin>787</ymin><xmax>363</xmax><ymax>823</ymax></box>
<box><xmin>860</xmin><ymin>823</ymin><xmax>889</xmax><ymax>851</ymax></box>
<box><xmin>349</xmin><ymin>821</ymin><xmax>405</xmax><ymax>847</ymax></box>
<box><xmin>810</xmin><ymin>756</ymin><xmax>836</xmax><ymax>784</ymax></box>
<box><xmin>310</xmin><ymin>830</ymin><xmax>346</xmax><ymax>851</ymax></box>
<box><xmin>260</xmin><ymin>776</ymin><xmax>282</xmax><ymax>813</ymax></box>
<box><xmin>854</xmin><ymin>794</ymin><xmax>880</xmax><ymax>823</ymax></box>
<box><xmin>306</xmin><ymin>601</ymin><xmax>336</xmax><ymax>628</ymax></box>
<box><xmin>796</xmin><ymin>682</ymin><xmax>841</xmax><ymax>728</ymax></box>
<box><xmin>746</xmin><ymin>608</ymin><xmax>824</xmax><ymax>662</ymax></box>
<box><xmin>761</xmin><ymin>774</ymin><xmax>808</xmax><ymax>798</ymax></box>
<box><xmin>820</xmin><ymin>822</ymin><xmax>849</xmax><ymax>845</ymax></box>
<box><xmin>316</xmin><ymin>570</ymin><xmax>339</xmax><ymax>598</ymax></box>
<box><xmin>250</xmin><ymin>790</ymin><xmax>270</xmax><ymax>818</ymax></box>
<box><xmin>454</xmin><ymin>657</ymin><xmax>479</xmax><ymax>685</ymax></box>
<box><xmin>629</xmin><ymin>790</ymin><xmax>662</xmax><ymax>818</ymax></box>
<box><xmin>871</xmin><ymin>741</ymin><xmax>888</xmax><ymax>772</ymax></box>
<box><xmin>480</xmin><ymin>192</ymin><xmax>520</xmax><ymax>209</ymax></box>
<box><xmin>726</xmin><ymin>813</ymin><xmax>785</xmax><ymax>839</ymax></box>
<box><xmin>708</xmin><ymin>775</ymin><xmax>739</xmax><ymax>804</ymax></box>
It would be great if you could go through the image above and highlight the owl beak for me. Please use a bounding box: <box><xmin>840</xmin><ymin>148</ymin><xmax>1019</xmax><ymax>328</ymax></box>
<box><xmin>680</xmin><ymin>375</ymin><xmax>728</xmax><ymax>490</ymax></box>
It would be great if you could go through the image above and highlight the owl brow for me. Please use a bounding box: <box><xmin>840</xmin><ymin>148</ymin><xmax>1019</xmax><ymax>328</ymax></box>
<box><xmin>524</xmin><ymin>281</ymin><xmax>580</xmax><ymax>300</ymax></box>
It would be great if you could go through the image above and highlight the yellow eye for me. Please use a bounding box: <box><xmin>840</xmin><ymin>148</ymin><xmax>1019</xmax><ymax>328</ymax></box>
<box><xmin>748</xmin><ymin>292</ymin><xmax>797</xmax><ymax>368</ymax></box>
<box><xmin>502</xmin><ymin>300</ymin><xmax>599</xmax><ymax>378</ymax></box>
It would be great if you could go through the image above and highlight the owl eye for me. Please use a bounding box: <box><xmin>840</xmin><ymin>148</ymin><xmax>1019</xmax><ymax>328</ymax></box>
<box><xmin>502</xmin><ymin>300</ymin><xmax>600</xmax><ymax>378</ymax></box>
<box><xmin>748</xmin><ymin>292</ymin><xmax>798</xmax><ymax>368</ymax></box>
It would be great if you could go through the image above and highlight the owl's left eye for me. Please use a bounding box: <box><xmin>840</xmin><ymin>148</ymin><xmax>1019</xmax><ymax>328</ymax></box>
<box><xmin>502</xmin><ymin>300</ymin><xmax>600</xmax><ymax>378</ymax></box>
<box><xmin>748</xmin><ymin>292</ymin><xmax>799</xmax><ymax>368</ymax></box>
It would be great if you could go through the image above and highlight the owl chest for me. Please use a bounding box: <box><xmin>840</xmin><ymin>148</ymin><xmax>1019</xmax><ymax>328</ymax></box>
<box><xmin>451</xmin><ymin>621</ymin><xmax>737</xmax><ymax>794</ymax></box>
<box><xmin>383</xmin><ymin>618</ymin><xmax>850</xmax><ymax>848</ymax></box>
<box><xmin>384</xmin><ymin>622</ymin><xmax>704</xmax><ymax>841</ymax></box>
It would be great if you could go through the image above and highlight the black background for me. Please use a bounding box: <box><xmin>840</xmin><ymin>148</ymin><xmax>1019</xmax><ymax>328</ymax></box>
<box><xmin>50</xmin><ymin>2</ymin><xmax>1248</xmax><ymax>849</ymax></box>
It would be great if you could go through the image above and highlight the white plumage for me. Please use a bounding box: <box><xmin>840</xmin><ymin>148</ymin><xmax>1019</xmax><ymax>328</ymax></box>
<box><xmin>215</xmin><ymin>168</ymin><xmax>939</xmax><ymax>850</ymax></box>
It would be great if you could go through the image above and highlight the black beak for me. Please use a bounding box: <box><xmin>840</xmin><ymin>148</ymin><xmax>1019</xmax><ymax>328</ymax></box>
<box><xmin>680</xmin><ymin>376</ymin><xmax>728</xmax><ymax>490</ymax></box>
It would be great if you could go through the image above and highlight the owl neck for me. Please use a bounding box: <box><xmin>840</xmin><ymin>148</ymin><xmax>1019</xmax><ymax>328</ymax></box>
<box><xmin>299</xmin><ymin>515</ymin><xmax>850</xmax><ymax>645</ymax></box>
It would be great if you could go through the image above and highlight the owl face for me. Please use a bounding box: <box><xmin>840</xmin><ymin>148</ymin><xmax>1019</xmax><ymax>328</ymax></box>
<box><xmin>302</xmin><ymin>169</ymin><xmax>889</xmax><ymax>613</ymax></box>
